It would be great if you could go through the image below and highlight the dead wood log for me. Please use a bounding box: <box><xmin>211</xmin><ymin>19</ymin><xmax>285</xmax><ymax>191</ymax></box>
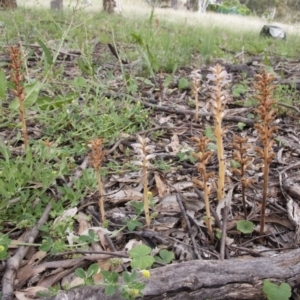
<box><xmin>45</xmin><ymin>248</ymin><xmax>300</xmax><ymax>300</ymax></box>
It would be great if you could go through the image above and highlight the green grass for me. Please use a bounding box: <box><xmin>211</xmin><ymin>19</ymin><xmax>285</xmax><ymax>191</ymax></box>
<box><xmin>1</xmin><ymin>3</ymin><xmax>300</xmax><ymax>260</ymax></box>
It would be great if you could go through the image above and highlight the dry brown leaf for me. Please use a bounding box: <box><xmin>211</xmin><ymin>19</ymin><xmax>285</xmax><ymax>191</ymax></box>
<box><xmin>15</xmin><ymin>286</ymin><xmax>48</xmax><ymax>300</ymax></box>
<box><xmin>154</xmin><ymin>173</ymin><xmax>168</xmax><ymax>197</ymax></box>
<box><xmin>77</xmin><ymin>212</ymin><xmax>90</xmax><ymax>235</ymax></box>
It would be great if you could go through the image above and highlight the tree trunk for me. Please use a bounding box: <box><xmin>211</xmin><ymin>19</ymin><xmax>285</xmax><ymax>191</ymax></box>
<box><xmin>45</xmin><ymin>248</ymin><xmax>300</xmax><ymax>300</ymax></box>
<box><xmin>103</xmin><ymin>0</ymin><xmax>115</xmax><ymax>13</ymax></box>
<box><xmin>0</xmin><ymin>0</ymin><xmax>17</xmax><ymax>9</ymax></box>
<box><xmin>50</xmin><ymin>0</ymin><xmax>63</xmax><ymax>10</ymax></box>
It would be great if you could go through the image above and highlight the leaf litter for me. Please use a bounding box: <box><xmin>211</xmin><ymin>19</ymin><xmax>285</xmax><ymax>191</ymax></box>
<box><xmin>1</xmin><ymin>39</ymin><xmax>300</xmax><ymax>299</ymax></box>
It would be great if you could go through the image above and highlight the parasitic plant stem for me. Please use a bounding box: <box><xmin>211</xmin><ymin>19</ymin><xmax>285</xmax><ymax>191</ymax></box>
<box><xmin>89</xmin><ymin>138</ymin><xmax>106</xmax><ymax>223</ymax></box>
<box><xmin>10</xmin><ymin>46</ymin><xmax>28</xmax><ymax>148</ymax></box>
<box><xmin>254</xmin><ymin>70</ymin><xmax>277</xmax><ymax>239</ymax></box>
<box><xmin>207</xmin><ymin>64</ymin><xmax>230</xmax><ymax>201</ymax></box>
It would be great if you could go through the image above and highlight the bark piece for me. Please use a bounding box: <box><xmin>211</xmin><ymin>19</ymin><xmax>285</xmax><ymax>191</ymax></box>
<box><xmin>45</xmin><ymin>248</ymin><xmax>300</xmax><ymax>300</ymax></box>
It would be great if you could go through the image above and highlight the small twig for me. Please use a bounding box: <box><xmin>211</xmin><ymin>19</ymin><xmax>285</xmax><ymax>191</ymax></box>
<box><xmin>53</xmin><ymin>250</ymin><xmax>128</xmax><ymax>258</ymax></box>
<box><xmin>105</xmin><ymin>234</ymin><xmax>127</xmax><ymax>271</ymax></box>
<box><xmin>176</xmin><ymin>193</ymin><xmax>201</xmax><ymax>260</ymax></box>
<box><xmin>220</xmin><ymin>206</ymin><xmax>229</xmax><ymax>260</ymax></box>
<box><xmin>2</xmin><ymin>203</ymin><xmax>52</xmax><ymax>300</ymax></box>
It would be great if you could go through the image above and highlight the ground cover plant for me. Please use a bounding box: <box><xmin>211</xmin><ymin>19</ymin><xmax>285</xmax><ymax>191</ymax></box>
<box><xmin>2</xmin><ymin>2</ymin><xmax>300</xmax><ymax>300</ymax></box>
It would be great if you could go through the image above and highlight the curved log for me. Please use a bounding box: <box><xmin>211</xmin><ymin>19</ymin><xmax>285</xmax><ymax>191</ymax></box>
<box><xmin>45</xmin><ymin>248</ymin><xmax>300</xmax><ymax>300</ymax></box>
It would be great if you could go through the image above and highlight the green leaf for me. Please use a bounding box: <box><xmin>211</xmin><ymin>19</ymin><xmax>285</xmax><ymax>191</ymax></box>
<box><xmin>204</xmin><ymin>126</ymin><xmax>215</xmax><ymax>140</ymax></box>
<box><xmin>129</xmin><ymin>244</ymin><xmax>151</xmax><ymax>258</ymax></box>
<box><xmin>178</xmin><ymin>77</ymin><xmax>190</xmax><ymax>90</ymax></box>
<box><xmin>127</xmin><ymin>219</ymin><xmax>143</xmax><ymax>231</ymax></box>
<box><xmin>236</xmin><ymin>220</ymin><xmax>254</xmax><ymax>234</ymax></box>
<box><xmin>130</xmin><ymin>32</ymin><xmax>144</xmax><ymax>46</ymax></box>
<box><xmin>156</xmin><ymin>249</ymin><xmax>174</xmax><ymax>264</ymax></box>
<box><xmin>101</xmin><ymin>270</ymin><xmax>119</xmax><ymax>284</ymax></box>
<box><xmin>105</xmin><ymin>284</ymin><xmax>117</xmax><ymax>296</ymax></box>
<box><xmin>237</xmin><ymin>122</ymin><xmax>246</xmax><ymax>130</ymax></box>
<box><xmin>163</xmin><ymin>75</ymin><xmax>173</xmax><ymax>88</ymax></box>
<box><xmin>9</xmin><ymin>81</ymin><xmax>43</xmax><ymax>110</ymax></box>
<box><xmin>263</xmin><ymin>279</ymin><xmax>291</xmax><ymax>300</ymax></box>
<box><xmin>130</xmin><ymin>201</ymin><xmax>144</xmax><ymax>214</ymax></box>
<box><xmin>75</xmin><ymin>268</ymin><xmax>86</xmax><ymax>279</ymax></box>
<box><xmin>37</xmin><ymin>39</ymin><xmax>53</xmax><ymax>65</ymax></box>
<box><xmin>0</xmin><ymin>69</ymin><xmax>7</xmax><ymax>99</ymax></box>
<box><xmin>230</xmin><ymin>160</ymin><xmax>241</xmax><ymax>168</ymax></box>
<box><xmin>87</xmin><ymin>263</ymin><xmax>100</xmax><ymax>277</ymax></box>
<box><xmin>131</xmin><ymin>256</ymin><xmax>155</xmax><ymax>270</ymax></box>
<box><xmin>123</xmin><ymin>271</ymin><xmax>131</xmax><ymax>284</ymax></box>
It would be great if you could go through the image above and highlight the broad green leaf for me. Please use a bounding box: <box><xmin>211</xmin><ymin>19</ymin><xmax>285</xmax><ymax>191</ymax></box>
<box><xmin>105</xmin><ymin>284</ymin><xmax>117</xmax><ymax>296</ymax></box>
<box><xmin>87</xmin><ymin>263</ymin><xmax>100</xmax><ymax>277</ymax></box>
<box><xmin>9</xmin><ymin>81</ymin><xmax>43</xmax><ymax>110</ymax></box>
<box><xmin>157</xmin><ymin>249</ymin><xmax>174</xmax><ymax>264</ymax></box>
<box><xmin>0</xmin><ymin>69</ymin><xmax>7</xmax><ymax>99</ymax></box>
<box><xmin>263</xmin><ymin>279</ymin><xmax>291</xmax><ymax>300</ymax></box>
<box><xmin>127</xmin><ymin>219</ymin><xmax>143</xmax><ymax>231</ymax></box>
<box><xmin>236</xmin><ymin>220</ymin><xmax>254</xmax><ymax>234</ymax></box>
<box><xmin>37</xmin><ymin>39</ymin><xmax>53</xmax><ymax>65</ymax></box>
<box><xmin>129</xmin><ymin>244</ymin><xmax>151</xmax><ymax>258</ymax></box>
<box><xmin>123</xmin><ymin>271</ymin><xmax>131</xmax><ymax>284</ymax></box>
<box><xmin>131</xmin><ymin>255</ymin><xmax>155</xmax><ymax>270</ymax></box>
<box><xmin>178</xmin><ymin>77</ymin><xmax>190</xmax><ymax>90</ymax></box>
<box><xmin>75</xmin><ymin>268</ymin><xmax>86</xmax><ymax>279</ymax></box>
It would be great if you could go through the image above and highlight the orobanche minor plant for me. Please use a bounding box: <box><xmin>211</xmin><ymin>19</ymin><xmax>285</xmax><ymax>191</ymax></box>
<box><xmin>207</xmin><ymin>64</ymin><xmax>231</xmax><ymax>201</ymax></box>
<box><xmin>192</xmin><ymin>136</ymin><xmax>215</xmax><ymax>241</ymax></box>
<box><xmin>89</xmin><ymin>138</ymin><xmax>107</xmax><ymax>224</ymax></box>
<box><xmin>253</xmin><ymin>71</ymin><xmax>278</xmax><ymax>238</ymax></box>
<box><xmin>132</xmin><ymin>135</ymin><xmax>156</xmax><ymax>227</ymax></box>
<box><xmin>10</xmin><ymin>46</ymin><xmax>28</xmax><ymax>148</ymax></box>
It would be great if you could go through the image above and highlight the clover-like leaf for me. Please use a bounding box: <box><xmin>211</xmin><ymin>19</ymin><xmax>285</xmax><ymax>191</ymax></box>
<box><xmin>236</xmin><ymin>220</ymin><xmax>254</xmax><ymax>234</ymax></box>
<box><xmin>263</xmin><ymin>279</ymin><xmax>291</xmax><ymax>300</ymax></box>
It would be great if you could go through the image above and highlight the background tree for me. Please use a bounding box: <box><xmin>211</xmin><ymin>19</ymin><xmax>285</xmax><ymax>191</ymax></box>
<box><xmin>50</xmin><ymin>0</ymin><xmax>63</xmax><ymax>10</ymax></box>
<box><xmin>0</xmin><ymin>0</ymin><xmax>17</xmax><ymax>9</ymax></box>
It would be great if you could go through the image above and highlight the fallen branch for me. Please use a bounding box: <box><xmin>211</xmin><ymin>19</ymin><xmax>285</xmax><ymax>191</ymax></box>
<box><xmin>45</xmin><ymin>247</ymin><xmax>300</xmax><ymax>300</ymax></box>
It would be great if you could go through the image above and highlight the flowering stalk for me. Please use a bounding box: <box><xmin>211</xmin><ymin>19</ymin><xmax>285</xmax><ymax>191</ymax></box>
<box><xmin>10</xmin><ymin>46</ymin><xmax>28</xmax><ymax>148</ymax></box>
<box><xmin>89</xmin><ymin>138</ymin><xmax>106</xmax><ymax>223</ymax></box>
<box><xmin>192</xmin><ymin>74</ymin><xmax>201</xmax><ymax>123</ymax></box>
<box><xmin>207</xmin><ymin>64</ymin><xmax>230</xmax><ymax>201</ymax></box>
<box><xmin>192</xmin><ymin>136</ymin><xmax>215</xmax><ymax>241</ymax></box>
<box><xmin>254</xmin><ymin>71</ymin><xmax>277</xmax><ymax>238</ymax></box>
<box><xmin>132</xmin><ymin>135</ymin><xmax>156</xmax><ymax>227</ymax></box>
<box><xmin>231</xmin><ymin>135</ymin><xmax>254</xmax><ymax>220</ymax></box>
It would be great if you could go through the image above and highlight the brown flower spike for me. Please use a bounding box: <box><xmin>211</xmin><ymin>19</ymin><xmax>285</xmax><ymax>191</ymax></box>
<box><xmin>10</xmin><ymin>46</ymin><xmax>28</xmax><ymax>148</ymax></box>
<box><xmin>207</xmin><ymin>64</ymin><xmax>231</xmax><ymax>201</ymax></box>
<box><xmin>192</xmin><ymin>136</ymin><xmax>215</xmax><ymax>241</ymax></box>
<box><xmin>89</xmin><ymin>138</ymin><xmax>106</xmax><ymax>223</ymax></box>
<box><xmin>254</xmin><ymin>70</ymin><xmax>278</xmax><ymax>239</ymax></box>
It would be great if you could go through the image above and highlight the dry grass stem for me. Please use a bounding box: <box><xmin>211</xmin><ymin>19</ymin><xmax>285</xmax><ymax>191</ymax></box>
<box><xmin>192</xmin><ymin>136</ymin><xmax>215</xmax><ymax>241</ymax></box>
<box><xmin>254</xmin><ymin>70</ymin><xmax>278</xmax><ymax>239</ymax></box>
<box><xmin>10</xmin><ymin>46</ymin><xmax>28</xmax><ymax>148</ymax></box>
<box><xmin>89</xmin><ymin>138</ymin><xmax>106</xmax><ymax>223</ymax></box>
<box><xmin>208</xmin><ymin>64</ymin><xmax>230</xmax><ymax>201</ymax></box>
